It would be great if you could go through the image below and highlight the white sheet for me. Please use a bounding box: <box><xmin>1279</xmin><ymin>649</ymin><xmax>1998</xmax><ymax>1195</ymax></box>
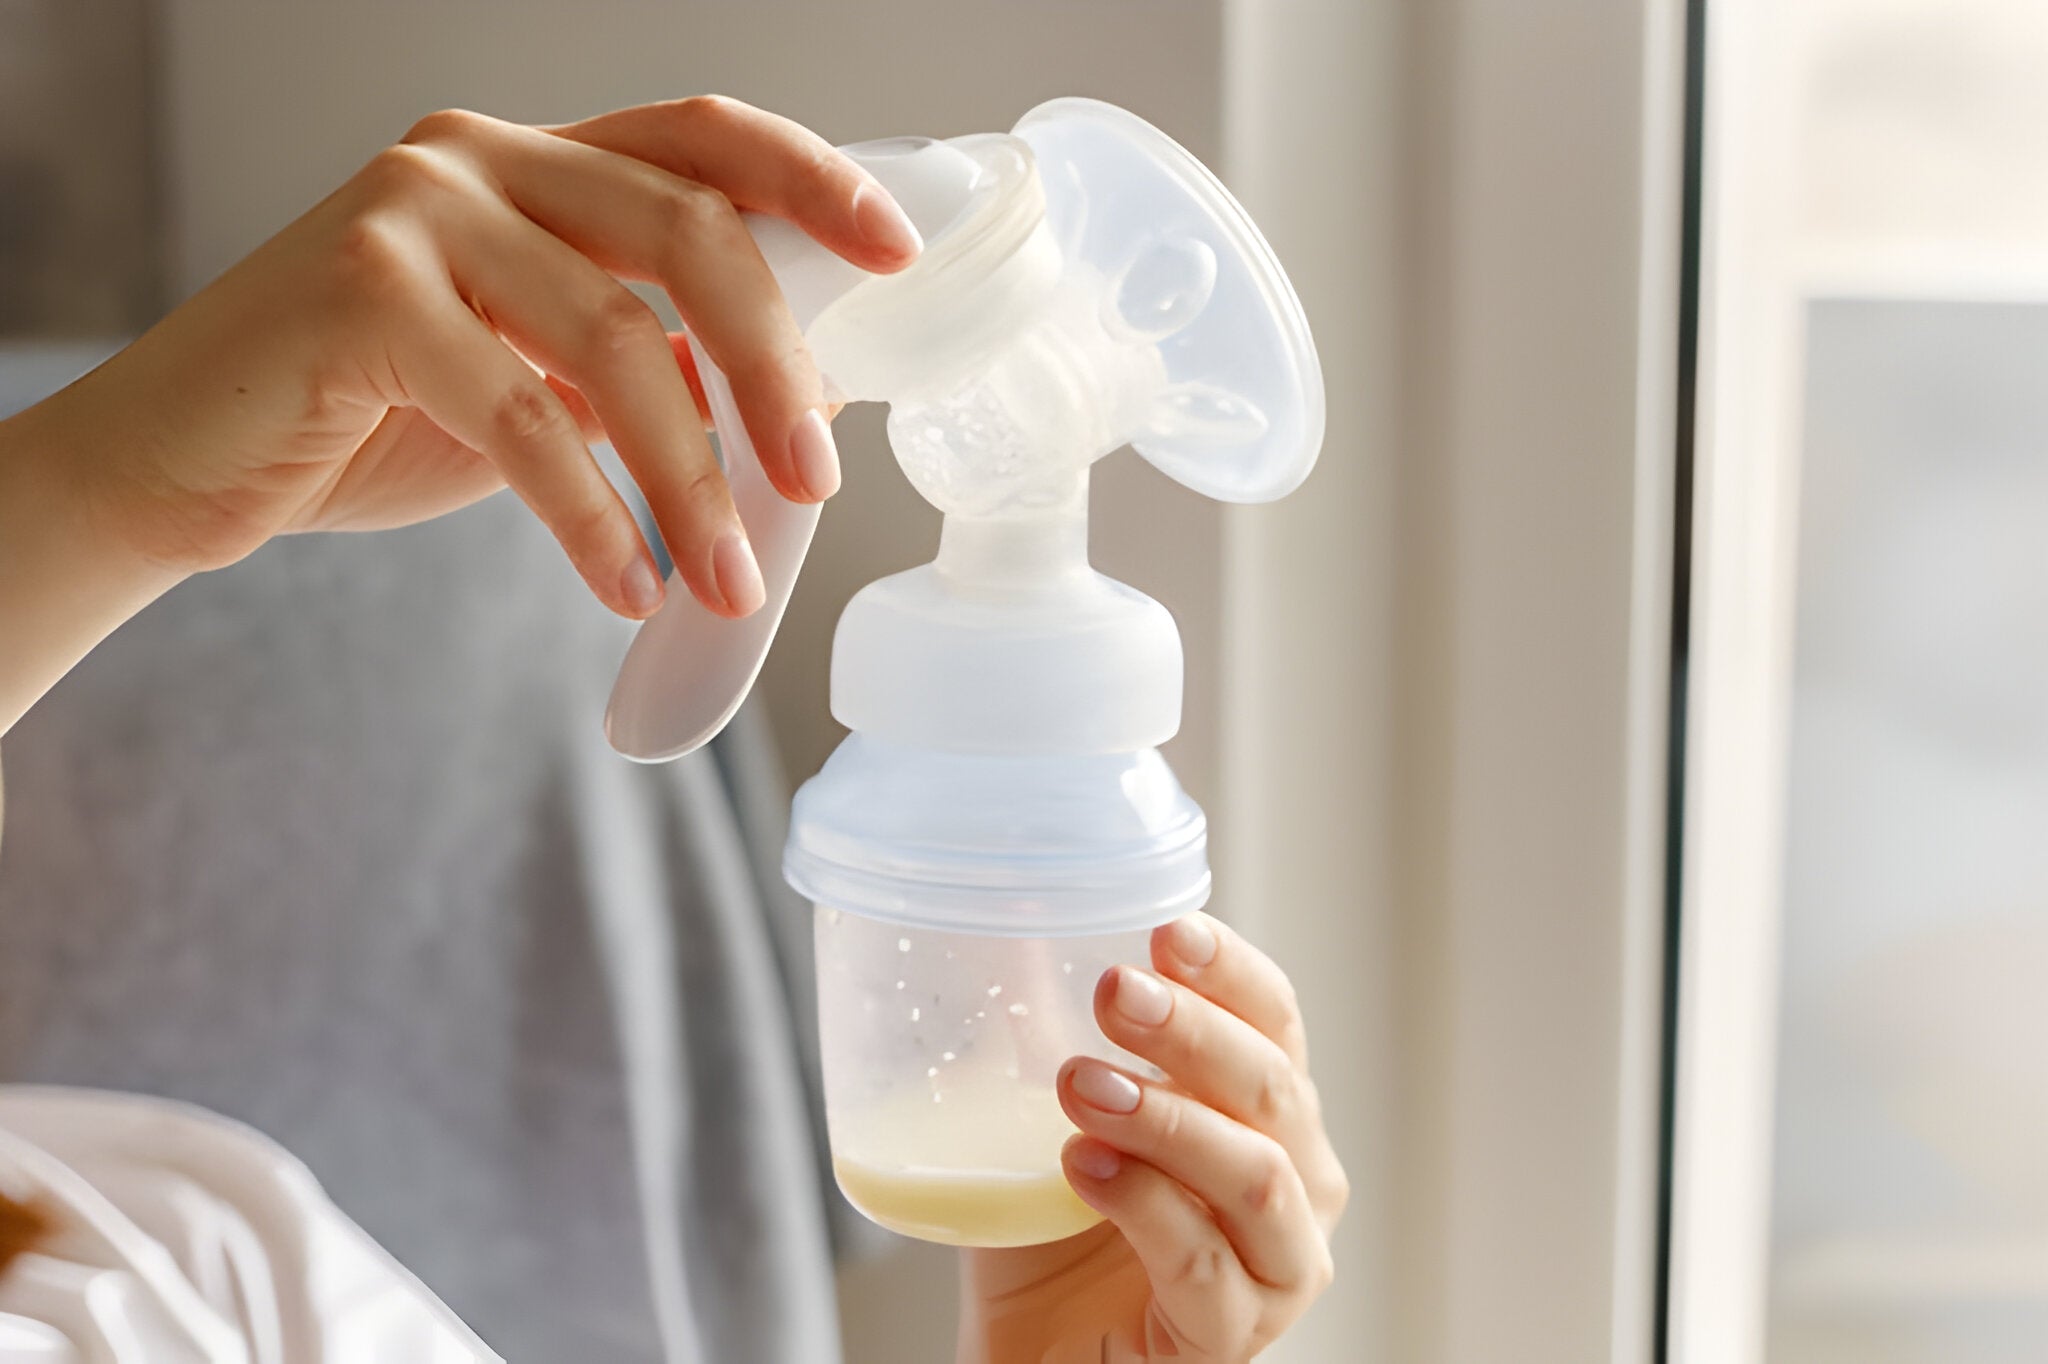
<box><xmin>0</xmin><ymin>1088</ymin><xmax>497</xmax><ymax>1364</ymax></box>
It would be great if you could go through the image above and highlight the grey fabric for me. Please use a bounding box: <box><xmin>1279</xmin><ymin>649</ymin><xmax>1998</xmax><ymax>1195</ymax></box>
<box><xmin>0</xmin><ymin>480</ymin><xmax>848</xmax><ymax>1363</ymax></box>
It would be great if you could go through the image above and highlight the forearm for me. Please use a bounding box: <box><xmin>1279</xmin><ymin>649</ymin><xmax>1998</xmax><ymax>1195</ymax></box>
<box><xmin>0</xmin><ymin>393</ymin><xmax>187</xmax><ymax>737</ymax></box>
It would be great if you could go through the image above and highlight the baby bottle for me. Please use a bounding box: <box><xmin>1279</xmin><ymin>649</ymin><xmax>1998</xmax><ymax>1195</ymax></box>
<box><xmin>605</xmin><ymin>99</ymin><xmax>1324</xmax><ymax>1247</ymax></box>
<box><xmin>784</xmin><ymin>541</ymin><xmax>1211</xmax><ymax>1246</ymax></box>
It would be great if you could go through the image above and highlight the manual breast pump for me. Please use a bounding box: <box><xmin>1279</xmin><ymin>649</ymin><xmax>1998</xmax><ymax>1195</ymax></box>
<box><xmin>605</xmin><ymin>98</ymin><xmax>1324</xmax><ymax>1247</ymax></box>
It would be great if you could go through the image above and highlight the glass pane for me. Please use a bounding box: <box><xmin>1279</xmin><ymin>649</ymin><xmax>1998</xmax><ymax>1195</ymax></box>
<box><xmin>1770</xmin><ymin>299</ymin><xmax>2048</xmax><ymax>1363</ymax></box>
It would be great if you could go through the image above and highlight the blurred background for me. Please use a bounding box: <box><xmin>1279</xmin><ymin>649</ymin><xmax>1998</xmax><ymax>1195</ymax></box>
<box><xmin>1730</xmin><ymin>2</ymin><xmax>2048</xmax><ymax>1361</ymax></box>
<box><xmin>6</xmin><ymin>0</ymin><xmax>2048</xmax><ymax>1361</ymax></box>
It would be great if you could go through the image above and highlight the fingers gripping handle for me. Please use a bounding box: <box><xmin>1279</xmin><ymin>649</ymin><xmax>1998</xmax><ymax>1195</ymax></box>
<box><xmin>603</xmin><ymin>337</ymin><xmax>822</xmax><ymax>762</ymax></box>
<box><xmin>606</xmin><ymin>139</ymin><xmax>983</xmax><ymax>764</ymax></box>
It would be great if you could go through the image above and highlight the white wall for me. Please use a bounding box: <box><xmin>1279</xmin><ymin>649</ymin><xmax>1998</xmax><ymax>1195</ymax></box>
<box><xmin>1213</xmin><ymin>1</ymin><xmax>1401</xmax><ymax>1359</ymax></box>
<box><xmin>1222</xmin><ymin>1</ymin><xmax>1684</xmax><ymax>1361</ymax></box>
<box><xmin>1394</xmin><ymin>3</ymin><xmax>1677</xmax><ymax>1360</ymax></box>
<box><xmin>0</xmin><ymin>0</ymin><xmax>158</xmax><ymax>334</ymax></box>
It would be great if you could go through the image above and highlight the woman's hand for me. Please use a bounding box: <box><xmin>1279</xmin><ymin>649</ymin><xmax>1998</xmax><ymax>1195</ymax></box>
<box><xmin>0</xmin><ymin>96</ymin><xmax>918</xmax><ymax>732</ymax></box>
<box><xmin>959</xmin><ymin>914</ymin><xmax>1349</xmax><ymax>1364</ymax></box>
<box><xmin>57</xmin><ymin>94</ymin><xmax>916</xmax><ymax>615</ymax></box>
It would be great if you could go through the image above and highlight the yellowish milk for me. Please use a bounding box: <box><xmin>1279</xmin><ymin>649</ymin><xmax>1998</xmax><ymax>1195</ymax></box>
<box><xmin>831</xmin><ymin>1080</ymin><xmax>1103</xmax><ymax>1247</ymax></box>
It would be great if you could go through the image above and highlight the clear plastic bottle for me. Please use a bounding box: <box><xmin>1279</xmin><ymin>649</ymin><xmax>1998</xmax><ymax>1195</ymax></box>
<box><xmin>785</xmin><ymin>730</ymin><xmax>1210</xmax><ymax>1247</ymax></box>
<box><xmin>814</xmin><ymin>911</ymin><xmax>1146</xmax><ymax>1246</ymax></box>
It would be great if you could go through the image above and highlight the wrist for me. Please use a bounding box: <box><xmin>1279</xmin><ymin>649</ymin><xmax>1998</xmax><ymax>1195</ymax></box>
<box><xmin>953</xmin><ymin>1270</ymin><xmax>1075</xmax><ymax>1364</ymax></box>
<box><xmin>956</xmin><ymin>1314</ymin><xmax>1097</xmax><ymax>1364</ymax></box>
<box><xmin>956</xmin><ymin>1266</ymin><xmax>1041</xmax><ymax>1364</ymax></box>
<box><xmin>954</xmin><ymin>1313</ymin><xmax>1033</xmax><ymax>1364</ymax></box>
<box><xmin>0</xmin><ymin>393</ymin><xmax>187</xmax><ymax>735</ymax></box>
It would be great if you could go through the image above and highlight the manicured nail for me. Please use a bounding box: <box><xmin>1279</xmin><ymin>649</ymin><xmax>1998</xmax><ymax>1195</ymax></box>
<box><xmin>621</xmin><ymin>557</ymin><xmax>665</xmax><ymax>616</ymax></box>
<box><xmin>1166</xmin><ymin>914</ymin><xmax>1218</xmax><ymax>967</ymax></box>
<box><xmin>790</xmin><ymin>408</ymin><xmax>840</xmax><ymax>500</ymax></box>
<box><xmin>1113</xmin><ymin>967</ymin><xmax>1174</xmax><ymax>1027</ymax></box>
<box><xmin>712</xmin><ymin>529</ymin><xmax>765</xmax><ymax>615</ymax></box>
<box><xmin>1069</xmin><ymin>1140</ymin><xmax>1123</xmax><ymax>1182</ymax></box>
<box><xmin>852</xmin><ymin>182</ymin><xmax>923</xmax><ymax>260</ymax></box>
<box><xmin>1070</xmin><ymin>1060</ymin><xmax>1141</xmax><ymax>1115</ymax></box>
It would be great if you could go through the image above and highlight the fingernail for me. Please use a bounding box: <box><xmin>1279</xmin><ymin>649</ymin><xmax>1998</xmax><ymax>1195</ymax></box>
<box><xmin>1166</xmin><ymin>914</ymin><xmax>1218</xmax><ymax>967</ymax></box>
<box><xmin>1114</xmin><ymin>968</ymin><xmax>1174</xmax><ymax>1027</ymax></box>
<box><xmin>790</xmin><ymin>408</ymin><xmax>840</xmax><ymax>500</ymax></box>
<box><xmin>621</xmin><ymin>557</ymin><xmax>665</xmax><ymax>616</ymax></box>
<box><xmin>1070</xmin><ymin>1060</ymin><xmax>1141</xmax><ymax>1115</ymax></box>
<box><xmin>852</xmin><ymin>182</ymin><xmax>923</xmax><ymax>260</ymax></box>
<box><xmin>1069</xmin><ymin>1141</ymin><xmax>1122</xmax><ymax>1182</ymax></box>
<box><xmin>712</xmin><ymin>529</ymin><xmax>765</xmax><ymax>615</ymax></box>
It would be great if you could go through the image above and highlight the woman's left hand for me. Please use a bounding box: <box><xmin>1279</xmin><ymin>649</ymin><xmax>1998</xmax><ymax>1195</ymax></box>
<box><xmin>959</xmin><ymin>913</ymin><xmax>1349</xmax><ymax>1363</ymax></box>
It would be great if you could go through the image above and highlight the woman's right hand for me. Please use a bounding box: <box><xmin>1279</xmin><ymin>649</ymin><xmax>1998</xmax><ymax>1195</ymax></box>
<box><xmin>21</xmin><ymin>95</ymin><xmax>921</xmax><ymax>621</ymax></box>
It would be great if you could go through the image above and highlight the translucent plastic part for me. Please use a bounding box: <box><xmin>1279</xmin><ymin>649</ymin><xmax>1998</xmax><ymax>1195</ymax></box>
<box><xmin>606</xmin><ymin>99</ymin><xmax>1326</xmax><ymax>763</ymax></box>
<box><xmin>814</xmin><ymin>906</ymin><xmax>1149</xmax><ymax>1247</ymax></box>
<box><xmin>602</xmin><ymin>336</ymin><xmax>820</xmax><ymax>763</ymax></box>
<box><xmin>828</xmin><ymin>527</ymin><xmax>1190</xmax><ymax>756</ymax></box>
<box><xmin>1014</xmin><ymin>98</ymin><xmax>1325</xmax><ymax>504</ymax></box>
<box><xmin>784</xmin><ymin>734</ymin><xmax>1209</xmax><ymax>936</ymax></box>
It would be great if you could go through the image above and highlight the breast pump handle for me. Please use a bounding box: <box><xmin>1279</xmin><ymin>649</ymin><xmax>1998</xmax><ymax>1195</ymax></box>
<box><xmin>605</xmin><ymin>143</ymin><xmax>974</xmax><ymax>763</ymax></box>
<box><xmin>643</xmin><ymin>333</ymin><xmax>819</xmax><ymax>755</ymax></box>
